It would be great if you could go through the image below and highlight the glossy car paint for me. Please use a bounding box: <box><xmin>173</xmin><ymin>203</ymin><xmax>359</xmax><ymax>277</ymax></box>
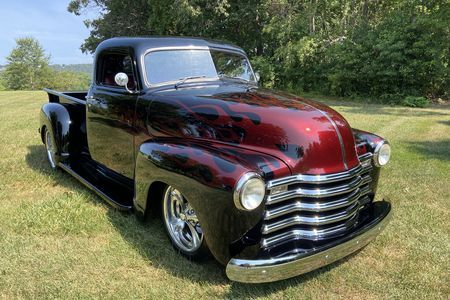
<box><xmin>145</xmin><ymin>84</ymin><xmax>360</xmax><ymax>176</ymax></box>
<box><xmin>134</xmin><ymin>139</ymin><xmax>291</xmax><ymax>264</ymax></box>
<box><xmin>40</xmin><ymin>37</ymin><xmax>390</xmax><ymax>268</ymax></box>
<box><xmin>87</xmin><ymin>86</ymin><xmax>138</xmax><ymax>178</ymax></box>
<box><xmin>40</xmin><ymin>102</ymin><xmax>72</xmax><ymax>158</ymax></box>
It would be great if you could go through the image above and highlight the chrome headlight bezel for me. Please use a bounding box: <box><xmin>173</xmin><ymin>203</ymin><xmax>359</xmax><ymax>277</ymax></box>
<box><xmin>233</xmin><ymin>172</ymin><xmax>266</xmax><ymax>211</ymax></box>
<box><xmin>373</xmin><ymin>140</ymin><xmax>391</xmax><ymax>167</ymax></box>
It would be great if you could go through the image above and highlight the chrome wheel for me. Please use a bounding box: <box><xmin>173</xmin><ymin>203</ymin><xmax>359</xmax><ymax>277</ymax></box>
<box><xmin>45</xmin><ymin>128</ymin><xmax>57</xmax><ymax>169</ymax></box>
<box><xmin>163</xmin><ymin>186</ymin><xmax>203</xmax><ymax>253</ymax></box>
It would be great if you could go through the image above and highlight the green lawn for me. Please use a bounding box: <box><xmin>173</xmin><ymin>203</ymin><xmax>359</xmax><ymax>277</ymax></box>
<box><xmin>0</xmin><ymin>91</ymin><xmax>449</xmax><ymax>299</ymax></box>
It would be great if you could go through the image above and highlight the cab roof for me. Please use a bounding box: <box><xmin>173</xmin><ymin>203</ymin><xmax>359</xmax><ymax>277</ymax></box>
<box><xmin>95</xmin><ymin>37</ymin><xmax>247</xmax><ymax>57</ymax></box>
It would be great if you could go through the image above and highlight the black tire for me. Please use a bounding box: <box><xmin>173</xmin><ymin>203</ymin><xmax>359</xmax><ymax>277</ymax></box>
<box><xmin>161</xmin><ymin>185</ymin><xmax>210</xmax><ymax>261</ymax></box>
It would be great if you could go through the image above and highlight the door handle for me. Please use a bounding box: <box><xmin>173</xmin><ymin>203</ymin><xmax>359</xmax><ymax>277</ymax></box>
<box><xmin>85</xmin><ymin>96</ymin><xmax>95</xmax><ymax>108</ymax></box>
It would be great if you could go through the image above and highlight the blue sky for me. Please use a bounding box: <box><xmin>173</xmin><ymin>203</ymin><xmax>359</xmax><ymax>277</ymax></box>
<box><xmin>0</xmin><ymin>0</ymin><xmax>97</xmax><ymax>65</ymax></box>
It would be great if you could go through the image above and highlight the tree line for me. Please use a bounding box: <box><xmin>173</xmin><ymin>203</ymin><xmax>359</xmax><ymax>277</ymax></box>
<box><xmin>0</xmin><ymin>38</ymin><xmax>90</xmax><ymax>91</ymax></box>
<box><xmin>2</xmin><ymin>1</ymin><xmax>448</xmax><ymax>107</ymax></box>
<box><xmin>68</xmin><ymin>0</ymin><xmax>449</xmax><ymax>106</ymax></box>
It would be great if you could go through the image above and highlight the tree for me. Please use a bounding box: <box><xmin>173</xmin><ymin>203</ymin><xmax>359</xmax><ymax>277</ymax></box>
<box><xmin>46</xmin><ymin>70</ymin><xmax>91</xmax><ymax>90</ymax></box>
<box><xmin>0</xmin><ymin>71</ymin><xmax>6</xmax><ymax>91</ymax></box>
<box><xmin>69</xmin><ymin>0</ymin><xmax>449</xmax><ymax>102</ymax></box>
<box><xmin>68</xmin><ymin>0</ymin><xmax>152</xmax><ymax>53</ymax></box>
<box><xmin>4</xmin><ymin>37</ymin><xmax>53</xmax><ymax>90</ymax></box>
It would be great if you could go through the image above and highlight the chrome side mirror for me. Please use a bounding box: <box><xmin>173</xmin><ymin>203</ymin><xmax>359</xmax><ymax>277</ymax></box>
<box><xmin>114</xmin><ymin>72</ymin><xmax>128</xmax><ymax>86</ymax></box>
<box><xmin>255</xmin><ymin>72</ymin><xmax>260</xmax><ymax>83</ymax></box>
<box><xmin>114</xmin><ymin>72</ymin><xmax>133</xmax><ymax>93</ymax></box>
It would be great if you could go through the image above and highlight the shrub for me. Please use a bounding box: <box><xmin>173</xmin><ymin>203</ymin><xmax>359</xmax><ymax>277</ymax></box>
<box><xmin>402</xmin><ymin>96</ymin><xmax>429</xmax><ymax>108</ymax></box>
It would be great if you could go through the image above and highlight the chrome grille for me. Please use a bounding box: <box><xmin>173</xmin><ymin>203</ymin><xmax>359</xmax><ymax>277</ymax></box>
<box><xmin>262</xmin><ymin>153</ymin><xmax>373</xmax><ymax>249</ymax></box>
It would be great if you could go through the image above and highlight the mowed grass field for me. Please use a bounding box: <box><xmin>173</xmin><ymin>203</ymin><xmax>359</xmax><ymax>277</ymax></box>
<box><xmin>0</xmin><ymin>91</ymin><xmax>449</xmax><ymax>299</ymax></box>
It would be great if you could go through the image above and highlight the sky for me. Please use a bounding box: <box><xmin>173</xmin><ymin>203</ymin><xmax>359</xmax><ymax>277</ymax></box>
<box><xmin>0</xmin><ymin>0</ymin><xmax>98</xmax><ymax>65</ymax></box>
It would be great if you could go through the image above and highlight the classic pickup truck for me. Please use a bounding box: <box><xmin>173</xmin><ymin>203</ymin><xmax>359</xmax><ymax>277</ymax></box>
<box><xmin>39</xmin><ymin>37</ymin><xmax>392</xmax><ymax>283</ymax></box>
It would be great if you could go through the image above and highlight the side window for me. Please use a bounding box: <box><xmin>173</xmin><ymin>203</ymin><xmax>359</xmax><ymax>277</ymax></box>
<box><xmin>97</xmin><ymin>52</ymin><xmax>136</xmax><ymax>89</ymax></box>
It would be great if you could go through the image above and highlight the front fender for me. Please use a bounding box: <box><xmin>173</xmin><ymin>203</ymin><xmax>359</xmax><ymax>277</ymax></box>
<box><xmin>353</xmin><ymin>128</ymin><xmax>386</xmax><ymax>194</ymax></box>
<box><xmin>353</xmin><ymin>128</ymin><xmax>384</xmax><ymax>155</ymax></box>
<box><xmin>134</xmin><ymin>138</ymin><xmax>290</xmax><ymax>264</ymax></box>
<box><xmin>40</xmin><ymin>103</ymin><xmax>72</xmax><ymax>156</ymax></box>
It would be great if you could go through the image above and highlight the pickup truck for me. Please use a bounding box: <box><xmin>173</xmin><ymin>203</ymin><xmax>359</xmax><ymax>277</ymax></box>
<box><xmin>39</xmin><ymin>37</ymin><xmax>392</xmax><ymax>283</ymax></box>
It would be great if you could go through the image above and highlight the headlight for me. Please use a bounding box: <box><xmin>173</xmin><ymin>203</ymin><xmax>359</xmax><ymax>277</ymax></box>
<box><xmin>233</xmin><ymin>172</ymin><xmax>265</xmax><ymax>211</ymax></box>
<box><xmin>373</xmin><ymin>141</ymin><xmax>391</xmax><ymax>167</ymax></box>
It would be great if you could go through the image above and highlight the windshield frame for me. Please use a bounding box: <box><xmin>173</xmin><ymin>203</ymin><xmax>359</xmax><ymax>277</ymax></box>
<box><xmin>141</xmin><ymin>46</ymin><xmax>257</xmax><ymax>88</ymax></box>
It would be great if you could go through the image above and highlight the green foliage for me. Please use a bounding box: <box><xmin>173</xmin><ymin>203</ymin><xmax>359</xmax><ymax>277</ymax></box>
<box><xmin>402</xmin><ymin>96</ymin><xmax>429</xmax><ymax>108</ymax></box>
<box><xmin>323</xmin><ymin>3</ymin><xmax>449</xmax><ymax>102</ymax></box>
<box><xmin>3</xmin><ymin>37</ymin><xmax>91</xmax><ymax>91</ymax></box>
<box><xmin>69</xmin><ymin>0</ymin><xmax>450</xmax><ymax>104</ymax></box>
<box><xmin>51</xmin><ymin>64</ymin><xmax>93</xmax><ymax>76</ymax></box>
<box><xmin>250</xmin><ymin>56</ymin><xmax>276</xmax><ymax>88</ymax></box>
<box><xmin>0</xmin><ymin>71</ymin><xmax>6</xmax><ymax>91</ymax></box>
<box><xmin>45</xmin><ymin>70</ymin><xmax>91</xmax><ymax>90</ymax></box>
<box><xmin>4</xmin><ymin>37</ymin><xmax>53</xmax><ymax>90</ymax></box>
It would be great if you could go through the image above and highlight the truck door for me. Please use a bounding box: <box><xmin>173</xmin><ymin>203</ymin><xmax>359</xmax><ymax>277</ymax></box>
<box><xmin>86</xmin><ymin>48</ymin><xmax>138</xmax><ymax>179</ymax></box>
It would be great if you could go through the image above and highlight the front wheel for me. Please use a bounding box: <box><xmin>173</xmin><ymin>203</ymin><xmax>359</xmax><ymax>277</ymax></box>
<box><xmin>44</xmin><ymin>127</ymin><xmax>58</xmax><ymax>170</ymax></box>
<box><xmin>162</xmin><ymin>185</ymin><xmax>210</xmax><ymax>260</ymax></box>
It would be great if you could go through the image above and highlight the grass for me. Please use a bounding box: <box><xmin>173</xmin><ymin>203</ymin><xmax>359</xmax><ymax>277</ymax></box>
<box><xmin>0</xmin><ymin>90</ymin><xmax>449</xmax><ymax>299</ymax></box>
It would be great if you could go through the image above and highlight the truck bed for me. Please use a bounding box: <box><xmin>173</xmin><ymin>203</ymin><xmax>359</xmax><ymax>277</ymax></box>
<box><xmin>44</xmin><ymin>88</ymin><xmax>87</xmax><ymax>105</ymax></box>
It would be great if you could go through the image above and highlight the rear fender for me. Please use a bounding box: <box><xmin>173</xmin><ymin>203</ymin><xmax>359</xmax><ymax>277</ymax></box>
<box><xmin>39</xmin><ymin>103</ymin><xmax>72</xmax><ymax>157</ymax></box>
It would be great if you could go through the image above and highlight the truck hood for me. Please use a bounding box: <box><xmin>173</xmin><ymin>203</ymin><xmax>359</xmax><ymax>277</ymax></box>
<box><xmin>147</xmin><ymin>83</ymin><xmax>359</xmax><ymax>175</ymax></box>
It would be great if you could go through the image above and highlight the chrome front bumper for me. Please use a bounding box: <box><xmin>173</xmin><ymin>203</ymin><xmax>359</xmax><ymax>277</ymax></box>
<box><xmin>226</xmin><ymin>200</ymin><xmax>392</xmax><ymax>283</ymax></box>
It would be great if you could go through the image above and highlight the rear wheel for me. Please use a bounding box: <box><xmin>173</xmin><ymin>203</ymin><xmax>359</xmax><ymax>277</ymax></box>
<box><xmin>162</xmin><ymin>185</ymin><xmax>210</xmax><ymax>260</ymax></box>
<box><xmin>44</xmin><ymin>127</ymin><xmax>58</xmax><ymax>169</ymax></box>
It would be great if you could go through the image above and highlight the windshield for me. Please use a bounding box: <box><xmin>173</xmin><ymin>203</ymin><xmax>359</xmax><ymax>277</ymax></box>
<box><xmin>144</xmin><ymin>49</ymin><xmax>255</xmax><ymax>85</ymax></box>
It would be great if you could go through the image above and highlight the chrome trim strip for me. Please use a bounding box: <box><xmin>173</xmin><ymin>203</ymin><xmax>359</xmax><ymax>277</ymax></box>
<box><xmin>262</xmin><ymin>202</ymin><xmax>360</xmax><ymax>234</ymax></box>
<box><xmin>262</xmin><ymin>154</ymin><xmax>374</xmax><ymax>244</ymax></box>
<box><xmin>264</xmin><ymin>189</ymin><xmax>361</xmax><ymax>220</ymax></box>
<box><xmin>140</xmin><ymin>46</ymin><xmax>256</xmax><ymax>88</ymax></box>
<box><xmin>226</xmin><ymin>201</ymin><xmax>392</xmax><ymax>283</ymax></box>
<box><xmin>358</xmin><ymin>152</ymin><xmax>373</xmax><ymax>162</ymax></box>
<box><xmin>266</xmin><ymin>164</ymin><xmax>363</xmax><ymax>189</ymax></box>
<box><xmin>267</xmin><ymin>175</ymin><xmax>363</xmax><ymax>204</ymax></box>
<box><xmin>316</xmin><ymin>109</ymin><xmax>348</xmax><ymax>169</ymax></box>
<box><xmin>262</xmin><ymin>197</ymin><xmax>371</xmax><ymax>248</ymax></box>
<box><xmin>261</xmin><ymin>218</ymin><xmax>353</xmax><ymax>248</ymax></box>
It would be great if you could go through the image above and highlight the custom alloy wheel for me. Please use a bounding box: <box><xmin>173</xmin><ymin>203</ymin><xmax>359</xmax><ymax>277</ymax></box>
<box><xmin>162</xmin><ymin>185</ymin><xmax>208</xmax><ymax>258</ymax></box>
<box><xmin>44</xmin><ymin>127</ymin><xmax>58</xmax><ymax>169</ymax></box>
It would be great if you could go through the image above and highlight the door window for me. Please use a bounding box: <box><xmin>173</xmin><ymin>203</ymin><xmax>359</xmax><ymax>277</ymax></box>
<box><xmin>97</xmin><ymin>52</ymin><xmax>136</xmax><ymax>89</ymax></box>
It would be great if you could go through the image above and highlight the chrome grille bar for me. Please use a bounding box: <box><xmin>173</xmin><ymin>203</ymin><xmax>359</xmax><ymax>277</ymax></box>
<box><xmin>266</xmin><ymin>164</ymin><xmax>363</xmax><ymax>188</ymax></box>
<box><xmin>264</xmin><ymin>189</ymin><xmax>361</xmax><ymax>220</ymax></box>
<box><xmin>267</xmin><ymin>175</ymin><xmax>371</xmax><ymax>204</ymax></box>
<box><xmin>261</xmin><ymin>153</ymin><xmax>374</xmax><ymax>249</ymax></box>
<box><xmin>263</xmin><ymin>202</ymin><xmax>360</xmax><ymax>234</ymax></box>
<box><xmin>261</xmin><ymin>219</ymin><xmax>351</xmax><ymax>248</ymax></box>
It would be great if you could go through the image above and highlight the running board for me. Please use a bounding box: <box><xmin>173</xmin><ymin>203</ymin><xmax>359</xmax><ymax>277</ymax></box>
<box><xmin>59</xmin><ymin>162</ymin><xmax>133</xmax><ymax>211</ymax></box>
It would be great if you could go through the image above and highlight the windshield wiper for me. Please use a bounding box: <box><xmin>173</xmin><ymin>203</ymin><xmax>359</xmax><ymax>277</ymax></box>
<box><xmin>175</xmin><ymin>75</ymin><xmax>207</xmax><ymax>88</ymax></box>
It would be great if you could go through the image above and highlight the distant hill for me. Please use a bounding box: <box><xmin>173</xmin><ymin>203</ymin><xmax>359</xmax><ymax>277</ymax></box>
<box><xmin>0</xmin><ymin>64</ymin><xmax>93</xmax><ymax>75</ymax></box>
<box><xmin>50</xmin><ymin>64</ymin><xmax>93</xmax><ymax>76</ymax></box>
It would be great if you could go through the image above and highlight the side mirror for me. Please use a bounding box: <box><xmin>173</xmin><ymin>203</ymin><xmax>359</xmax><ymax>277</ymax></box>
<box><xmin>114</xmin><ymin>72</ymin><xmax>133</xmax><ymax>93</ymax></box>
<box><xmin>255</xmin><ymin>72</ymin><xmax>260</xmax><ymax>83</ymax></box>
<box><xmin>114</xmin><ymin>72</ymin><xmax>129</xmax><ymax>86</ymax></box>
